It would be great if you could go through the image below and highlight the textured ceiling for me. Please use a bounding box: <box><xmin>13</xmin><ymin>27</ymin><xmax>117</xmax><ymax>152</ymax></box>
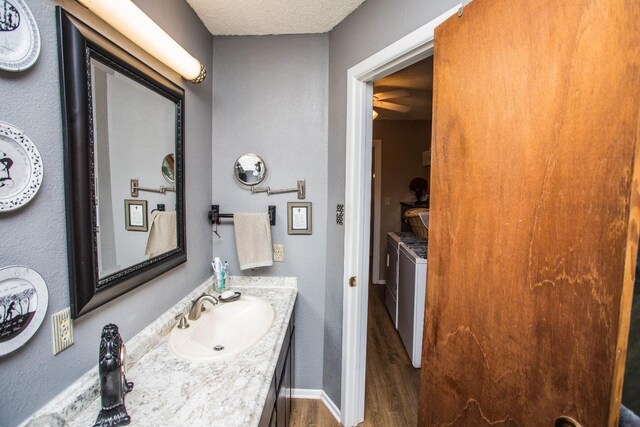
<box><xmin>185</xmin><ymin>0</ymin><xmax>367</xmax><ymax>35</ymax></box>
<box><xmin>374</xmin><ymin>56</ymin><xmax>434</xmax><ymax>120</ymax></box>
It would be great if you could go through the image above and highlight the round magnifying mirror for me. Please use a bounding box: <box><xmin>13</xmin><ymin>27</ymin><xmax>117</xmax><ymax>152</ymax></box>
<box><xmin>161</xmin><ymin>153</ymin><xmax>175</xmax><ymax>184</ymax></box>
<box><xmin>234</xmin><ymin>153</ymin><xmax>267</xmax><ymax>186</ymax></box>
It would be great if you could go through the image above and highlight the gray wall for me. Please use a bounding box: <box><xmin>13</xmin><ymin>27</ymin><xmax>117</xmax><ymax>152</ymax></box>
<box><xmin>211</xmin><ymin>34</ymin><xmax>329</xmax><ymax>390</ymax></box>
<box><xmin>0</xmin><ymin>1</ymin><xmax>213</xmax><ymax>425</ymax></box>
<box><xmin>324</xmin><ymin>0</ymin><xmax>467</xmax><ymax>406</ymax></box>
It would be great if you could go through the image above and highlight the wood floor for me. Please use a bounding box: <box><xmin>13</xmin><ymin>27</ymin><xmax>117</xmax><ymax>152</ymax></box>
<box><xmin>290</xmin><ymin>283</ymin><xmax>420</xmax><ymax>426</ymax></box>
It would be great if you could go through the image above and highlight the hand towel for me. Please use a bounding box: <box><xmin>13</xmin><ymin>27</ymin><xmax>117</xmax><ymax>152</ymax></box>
<box><xmin>145</xmin><ymin>211</ymin><xmax>177</xmax><ymax>258</ymax></box>
<box><xmin>234</xmin><ymin>212</ymin><xmax>273</xmax><ymax>270</ymax></box>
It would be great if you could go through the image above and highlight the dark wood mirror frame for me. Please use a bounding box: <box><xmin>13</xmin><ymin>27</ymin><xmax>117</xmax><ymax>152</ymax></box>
<box><xmin>57</xmin><ymin>8</ymin><xmax>186</xmax><ymax>318</ymax></box>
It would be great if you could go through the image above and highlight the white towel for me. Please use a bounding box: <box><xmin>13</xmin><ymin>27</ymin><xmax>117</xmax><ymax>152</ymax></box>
<box><xmin>234</xmin><ymin>213</ymin><xmax>273</xmax><ymax>270</ymax></box>
<box><xmin>145</xmin><ymin>211</ymin><xmax>177</xmax><ymax>258</ymax></box>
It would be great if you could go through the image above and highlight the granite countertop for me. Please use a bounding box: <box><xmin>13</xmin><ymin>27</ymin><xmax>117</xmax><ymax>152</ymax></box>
<box><xmin>24</xmin><ymin>276</ymin><xmax>297</xmax><ymax>427</ymax></box>
<box><xmin>405</xmin><ymin>242</ymin><xmax>428</xmax><ymax>259</ymax></box>
<box><xmin>390</xmin><ymin>231</ymin><xmax>421</xmax><ymax>243</ymax></box>
<box><xmin>389</xmin><ymin>231</ymin><xmax>428</xmax><ymax>259</ymax></box>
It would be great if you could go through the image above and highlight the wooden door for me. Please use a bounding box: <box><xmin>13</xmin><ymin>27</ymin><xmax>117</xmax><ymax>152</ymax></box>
<box><xmin>419</xmin><ymin>0</ymin><xmax>640</xmax><ymax>425</ymax></box>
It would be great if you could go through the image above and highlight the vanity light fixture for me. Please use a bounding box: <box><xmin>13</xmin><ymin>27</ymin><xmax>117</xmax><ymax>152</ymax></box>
<box><xmin>76</xmin><ymin>0</ymin><xmax>207</xmax><ymax>83</ymax></box>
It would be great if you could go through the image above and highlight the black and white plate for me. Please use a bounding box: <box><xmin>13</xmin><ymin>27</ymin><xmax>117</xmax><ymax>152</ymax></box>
<box><xmin>0</xmin><ymin>121</ymin><xmax>43</xmax><ymax>211</ymax></box>
<box><xmin>0</xmin><ymin>266</ymin><xmax>48</xmax><ymax>356</ymax></box>
<box><xmin>0</xmin><ymin>0</ymin><xmax>41</xmax><ymax>72</ymax></box>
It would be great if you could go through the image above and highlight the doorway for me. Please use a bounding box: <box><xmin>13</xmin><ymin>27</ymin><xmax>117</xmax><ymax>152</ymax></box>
<box><xmin>340</xmin><ymin>5</ymin><xmax>462</xmax><ymax>426</ymax></box>
<box><xmin>359</xmin><ymin>56</ymin><xmax>434</xmax><ymax>425</ymax></box>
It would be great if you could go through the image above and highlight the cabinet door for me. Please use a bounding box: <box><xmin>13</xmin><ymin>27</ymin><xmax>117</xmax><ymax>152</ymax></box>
<box><xmin>277</xmin><ymin>343</ymin><xmax>291</xmax><ymax>427</ymax></box>
<box><xmin>259</xmin><ymin>376</ymin><xmax>277</xmax><ymax>427</ymax></box>
<box><xmin>285</xmin><ymin>329</ymin><xmax>293</xmax><ymax>423</ymax></box>
<box><xmin>269</xmin><ymin>405</ymin><xmax>277</xmax><ymax>427</ymax></box>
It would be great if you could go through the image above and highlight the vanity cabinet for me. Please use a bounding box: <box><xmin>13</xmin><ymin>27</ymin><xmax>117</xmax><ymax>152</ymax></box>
<box><xmin>260</xmin><ymin>304</ymin><xmax>295</xmax><ymax>427</ymax></box>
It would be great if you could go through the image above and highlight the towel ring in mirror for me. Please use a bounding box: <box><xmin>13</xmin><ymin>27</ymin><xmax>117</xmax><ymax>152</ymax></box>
<box><xmin>234</xmin><ymin>153</ymin><xmax>267</xmax><ymax>186</ymax></box>
<box><xmin>161</xmin><ymin>153</ymin><xmax>175</xmax><ymax>184</ymax></box>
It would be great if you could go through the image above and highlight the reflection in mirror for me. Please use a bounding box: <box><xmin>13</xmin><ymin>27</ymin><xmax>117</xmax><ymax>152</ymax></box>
<box><xmin>57</xmin><ymin>8</ymin><xmax>185</xmax><ymax>318</ymax></box>
<box><xmin>92</xmin><ymin>59</ymin><xmax>178</xmax><ymax>278</ymax></box>
<box><xmin>162</xmin><ymin>153</ymin><xmax>175</xmax><ymax>184</ymax></box>
<box><xmin>234</xmin><ymin>153</ymin><xmax>267</xmax><ymax>186</ymax></box>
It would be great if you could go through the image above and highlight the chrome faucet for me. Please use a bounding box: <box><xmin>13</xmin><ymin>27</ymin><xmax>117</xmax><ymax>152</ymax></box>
<box><xmin>188</xmin><ymin>294</ymin><xmax>219</xmax><ymax>320</ymax></box>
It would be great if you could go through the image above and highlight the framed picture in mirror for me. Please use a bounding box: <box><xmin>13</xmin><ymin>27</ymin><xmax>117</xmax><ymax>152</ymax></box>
<box><xmin>124</xmin><ymin>200</ymin><xmax>148</xmax><ymax>232</ymax></box>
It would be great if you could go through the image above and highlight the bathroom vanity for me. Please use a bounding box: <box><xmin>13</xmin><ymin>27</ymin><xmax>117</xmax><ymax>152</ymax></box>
<box><xmin>23</xmin><ymin>276</ymin><xmax>297</xmax><ymax>427</ymax></box>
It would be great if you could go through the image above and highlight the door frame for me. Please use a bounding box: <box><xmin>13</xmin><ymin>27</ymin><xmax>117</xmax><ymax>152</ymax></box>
<box><xmin>340</xmin><ymin>5</ymin><xmax>462</xmax><ymax>426</ymax></box>
<box><xmin>371</xmin><ymin>139</ymin><xmax>384</xmax><ymax>285</ymax></box>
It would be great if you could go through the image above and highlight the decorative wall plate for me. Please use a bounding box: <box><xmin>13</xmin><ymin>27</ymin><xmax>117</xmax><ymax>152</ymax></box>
<box><xmin>0</xmin><ymin>0</ymin><xmax>41</xmax><ymax>71</ymax></box>
<box><xmin>0</xmin><ymin>121</ymin><xmax>43</xmax><ymax>211</ymax></box>
<box><xmin>0</xmin><ymin>266</ymin><xmax>48</xmax><ymax>356</ymax></box>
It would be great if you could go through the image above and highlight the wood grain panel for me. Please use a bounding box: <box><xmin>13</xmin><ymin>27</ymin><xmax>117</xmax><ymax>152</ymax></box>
<box><xmin>419</xmin><ymin>0</ymin><xmax>640</xmax><ymax>426</ymax></box>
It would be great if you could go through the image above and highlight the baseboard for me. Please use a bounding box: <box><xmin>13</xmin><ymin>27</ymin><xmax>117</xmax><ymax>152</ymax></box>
<box><xmin>291</xmin><ymin>388</ymin><xmax>322</xmax><ymax>399</ymax></box>
<box><xmin>321</xmin><ymin>391</ymin><xmax>341</xmax><ymax>423</ymax></box>
<box><xmin>291</xmin><ymin>388</ymin><xmax>341</xmax><ymax>424</ymax></box>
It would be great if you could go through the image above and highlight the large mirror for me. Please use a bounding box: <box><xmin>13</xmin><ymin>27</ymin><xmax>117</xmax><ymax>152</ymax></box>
<box><xmin>57</xmin><ymin>8</ymin><xmax>186</xmax><ymax>318</ymax></box>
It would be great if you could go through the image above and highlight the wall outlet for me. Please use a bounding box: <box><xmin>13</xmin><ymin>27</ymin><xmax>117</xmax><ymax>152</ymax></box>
<box><xmin>52</xmin><ymin>308</ymin><xmax>74</xmax><ymax>355</ymax></box>
<box><xmin>273</xmin><ymin>244</ymin><xmax>285</xmax><ymax>262</ymax></box>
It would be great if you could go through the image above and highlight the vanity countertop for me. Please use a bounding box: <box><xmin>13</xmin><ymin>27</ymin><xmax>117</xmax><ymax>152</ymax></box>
<box><xmin>24</xmin><ymin>276</ymin><xmax>297</xmax><ymax>427</ymax></box>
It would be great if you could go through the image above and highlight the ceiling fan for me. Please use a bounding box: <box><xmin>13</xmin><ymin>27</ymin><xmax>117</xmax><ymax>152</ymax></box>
<box><xmin>373</xmin><ymin>89</ymin><xmax>411</xmax><ymax>119</ymax></box>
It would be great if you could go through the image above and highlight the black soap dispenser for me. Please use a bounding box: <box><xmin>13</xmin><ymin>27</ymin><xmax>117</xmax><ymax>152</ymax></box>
<box><xmin>94</xmin><ymin>324</ymin><xmax>134</xmax><ymax>427</ymax></box>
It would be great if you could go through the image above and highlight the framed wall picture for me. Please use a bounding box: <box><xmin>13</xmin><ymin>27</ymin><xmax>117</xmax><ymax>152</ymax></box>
<box><xmin>0</xmin><ymin>0</ymin><xmax>41</xmax><ymax>72</ymax></box>
<box><xmin>288</xmin><ymin>202</ymin><xmax>312</xmax><ymax>235</ymax></box>
<box><xmin>0</xmin><ymin>266</ymin><xmax>48</xmax><ymax>356</ymax></box>
<box><xmin>0</xmin><ymin>121</ymin><xmax>44</xmax><ymax>211</ymax></box>
<box><xmin>124</xmin><ymin>199</ymin><xmax>148</xmax><ymax>232</ymax></box>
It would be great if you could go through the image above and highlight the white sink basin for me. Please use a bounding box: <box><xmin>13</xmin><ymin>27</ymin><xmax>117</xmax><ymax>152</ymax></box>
<box><xmin>169</xmin><ymin>295</ymin><xmax>275</xmax><ymax>362</ymax></box>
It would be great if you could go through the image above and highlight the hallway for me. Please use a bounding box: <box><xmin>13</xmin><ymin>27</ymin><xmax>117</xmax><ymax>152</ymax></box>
<box><xmin>291</xmin><ymin>283</ymin><xmax>421</xmax><ymax>426</ymax></box>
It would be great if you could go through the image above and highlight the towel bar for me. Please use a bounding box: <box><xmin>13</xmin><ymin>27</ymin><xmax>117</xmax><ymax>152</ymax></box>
<box><xmin>208</xmin><ymin>205</ymin><xmax>276</xmax><ymax>226</ymax></box>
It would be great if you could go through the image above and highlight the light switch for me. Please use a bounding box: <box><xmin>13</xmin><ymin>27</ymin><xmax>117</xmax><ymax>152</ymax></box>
<box><xmin>384</xmin><ymin>197</ymin><xmax>391</xmax><ymax>205</ymax></box>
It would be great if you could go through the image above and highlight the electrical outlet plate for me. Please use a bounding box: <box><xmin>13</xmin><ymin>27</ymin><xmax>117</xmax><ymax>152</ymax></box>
<box><xmin>273</xmin><ymin>244</ymin><xmax>284</xmax><ymax>262</ymax></box>
<box><xmin>52</xmin><ymin>308</ymin><xmax>74</xmax><ymax>355</ymax></box>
